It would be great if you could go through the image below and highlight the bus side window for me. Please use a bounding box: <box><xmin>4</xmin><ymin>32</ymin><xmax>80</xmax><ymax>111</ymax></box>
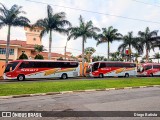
<box><xmin>99</xmin><ymin>63</ymin><xmax>106</xmax><ymax>68</ymax></box>
<box><xmin>19</xmin><ymin>62</ymin><xmax>29</xmax><ymax>69</ymax></box>
<box><xmin>145</xmin><ymin>66</ymin><xmax>152</xmax><ymax>70</ymax></box>
<box><xmin>153</xmin><ymin>65</ymin><xmax>160</xmax><ymax>69</ymax></box>
<box><xmin>19</xmin><ymin>62</ymin><xmax>25</xmax><ymax>69</ymax></box>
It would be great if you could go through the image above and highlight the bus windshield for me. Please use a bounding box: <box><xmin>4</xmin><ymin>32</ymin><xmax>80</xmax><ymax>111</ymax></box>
<box><xmin>4</xmin><ymin>62</ymin><xmax>19</xmax><ymax>73</ymax></box>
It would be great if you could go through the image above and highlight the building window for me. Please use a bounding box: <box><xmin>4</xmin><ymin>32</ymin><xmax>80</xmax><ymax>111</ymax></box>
<box><xmin>0</xmin><ymin>48</ymin><xmax>14</xmax><ymax>55</ymax></box>
<box><xmin>10</xmin><ymin>49</ymin><xmax>14</xmax><ymax>55</ymax></box>
<box><xmin>33</xmin><ymin>38</ymin><xmax>36</xmax><ymax>41</ymax></box>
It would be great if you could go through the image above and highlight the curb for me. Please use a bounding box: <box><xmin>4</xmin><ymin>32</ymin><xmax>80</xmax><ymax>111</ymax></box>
<box><xmin>0</xmin><ymin>85</ymin><xmax>160</xmax><ymax>99</ymax></box>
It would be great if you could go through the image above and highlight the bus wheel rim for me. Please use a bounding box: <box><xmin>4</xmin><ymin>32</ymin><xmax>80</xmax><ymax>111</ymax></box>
<box><xmin>63</xmin><ymin>74</ymin><xmax>66</xmax><ymax>79</ymax></box>
<box><xmin>19</xmin><ymin>76</ymin><xmax>23</xmax><ymax>80</ymax></box>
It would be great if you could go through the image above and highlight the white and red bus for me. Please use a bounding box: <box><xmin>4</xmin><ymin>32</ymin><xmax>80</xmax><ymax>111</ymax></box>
<box><xmin>137</xmin><ymin>63</ymin><xmax>160</xmax><ymax>77</ymax></box>
<box><xmin>86</xmin><ymin>61</ymin><xmax>137</xmax><ymax>78</ymax></box>
<box><xmin>3</xmin><ymin>60</ymin><xmax>79</xmax><ymax>81</ymax></box>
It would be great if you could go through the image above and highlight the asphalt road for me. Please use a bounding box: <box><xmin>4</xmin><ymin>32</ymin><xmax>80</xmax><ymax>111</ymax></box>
<box><xmin>0</xmin><ymin>87</ymin><xmax>160</xmax><ymax>120</ymax></box>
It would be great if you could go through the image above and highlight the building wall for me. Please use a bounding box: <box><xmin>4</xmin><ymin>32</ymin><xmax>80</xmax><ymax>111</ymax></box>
<box><xmin>0</xmin><ymin>45</ymin><xmax>17</xmax><ymax>60</ymax></box>
<box><xmin>17</xmin><ymin>49</ymin><xmax>32</xmax><ymax>59</ymax></box>
<box><xmin>0</xmin><ymin>61</ymin><xmax>5</xmax><ymax>78</ymax></box>
<box><xmin>24</xmin><ymin>27</ymin><xmax>42</xmax><ymax>45</ymax></box>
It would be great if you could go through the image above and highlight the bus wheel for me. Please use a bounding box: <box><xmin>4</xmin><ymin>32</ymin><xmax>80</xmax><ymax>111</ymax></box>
<box><xmin>99</xmin><ymin>73</ymin><xmax>104</xmax><ymax>78</ymax></box>
<box><xmin>125</xmin><ymin>73</ymin><xmax>129</xmax><ymax>78</ymax></box>
<box><xmin>150</xmin><ymin>73</ymin><xmax>153</xmax><ymax>77</ymax></box>
<box><xmin>61</xmin><ymin>73</ymin><xmax>68</xmax><ymax>79</ymax></box>
<box><xmin>17</xmin><ymin>74</ymin><xmax>25</xmax><ymax>81</ymax></box>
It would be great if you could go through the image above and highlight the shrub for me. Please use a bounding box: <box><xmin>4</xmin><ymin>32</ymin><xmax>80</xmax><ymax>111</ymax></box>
<box><xmin>34</xmin><ymin>54</ymin><xmax>44</xmax><ymax>59</ymax></box>
<box><xmin>19</xmin><ymin>52</ymin><xmax>28</xmax><ymax>59</ymax></box>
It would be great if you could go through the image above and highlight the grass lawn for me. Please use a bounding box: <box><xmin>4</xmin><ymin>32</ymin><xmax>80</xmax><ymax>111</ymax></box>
<box><xmin>0</xmin><ymin>77</ymin><xmax>160</xmax><ymax>96</ymax></box>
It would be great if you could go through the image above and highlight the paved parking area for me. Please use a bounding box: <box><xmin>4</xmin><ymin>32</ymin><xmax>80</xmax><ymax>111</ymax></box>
<box><xmin>0</xmin><ymin>87</ymin><xmax>160</xmax><ymax>120</ymax></box>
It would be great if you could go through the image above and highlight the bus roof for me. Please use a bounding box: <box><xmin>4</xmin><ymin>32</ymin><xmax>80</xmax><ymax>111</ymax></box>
<box><xmin>90</xmin><ymin>61</ymin><xmax>136</xmax><ymax>64</ymax></box>
<box><xmin>140</xmin><ymin>63</ymin><xmax>160</xmax><ymax>66</ymax></box>
<box><xmin>9</xmin><ymin>60</ymin><xmax>78</xmax><ymax>63</ymax></box>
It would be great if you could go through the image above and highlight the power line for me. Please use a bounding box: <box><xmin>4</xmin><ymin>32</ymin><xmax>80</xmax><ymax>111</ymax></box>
<box><xmin>25</xmin><ymin>0</ymin><xmax>160</xmax><ymax>24</ymax></box>
<box><xmin>131</xmin><ymin>0</ymin><xmax>160</xmax><ymax>7</ymax></box>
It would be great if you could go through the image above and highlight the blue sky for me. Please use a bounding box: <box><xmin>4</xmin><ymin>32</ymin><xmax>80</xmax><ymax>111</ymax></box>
<box><xmin>0</xmin><ymin>0</ymin><xmax>160</xmax><ymax>60</ymax></box>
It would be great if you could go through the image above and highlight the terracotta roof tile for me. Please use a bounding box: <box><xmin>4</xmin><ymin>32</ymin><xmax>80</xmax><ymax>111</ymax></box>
<box><xmin>0</xmin><ymin>40</ymin><xmax>71</xmax><ymax>58</ymax></box>
<box><xmin>0</xmin><ymin>40</ymin><xmax>35</xmax><ymax>48</ymax></box>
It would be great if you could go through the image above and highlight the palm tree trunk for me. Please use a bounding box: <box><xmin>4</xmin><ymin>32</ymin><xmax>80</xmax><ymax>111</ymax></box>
<box><xmin>48</xmin><ymin>30</ymin><xmax>52</xmax><ymax>59</ymax></box>
<box><xmin>88</xmin><ymin>55</ymin><xmax>91</xmax><ymax>63</ymax></box>
<box><xmin>108</xmin><ymin>41</ymin><xmax>110</xmax><ymax>60</ymax></box>
<box><xmin>82</xmin><ymin>36</ymin><xmax>85</xmax><ymax>76</ymax></box>
<box><xmin>5</xmin><ymin>25</ymin><xmax>11</xmax><ymax>64</ymax></box>
<box><xmin>129</xmin><ymin>45</ymin><xmax>131</xmax><ymax>62</ymax></box>
<box><xmin>146</xmin><ymin>48</ymin><xmax>149</xmax><ymax>63</ymax></box>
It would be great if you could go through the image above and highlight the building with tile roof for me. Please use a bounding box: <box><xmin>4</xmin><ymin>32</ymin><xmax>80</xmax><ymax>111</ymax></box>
<box><xmin>0</xmin><ymin>27</ymin><xmax>72</xmax><ymax>61</ymax></box>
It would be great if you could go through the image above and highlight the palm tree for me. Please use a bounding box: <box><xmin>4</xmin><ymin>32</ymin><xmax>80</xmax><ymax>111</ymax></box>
<box><xmin>109</xmin><ymin>52</ymin><xmax>117</xmax><ymax>61</ymax></box>
<box><xmin>0</xmin><ymin>3</ymin><xmax>30</xmax><ymax>63</ymax></box>
<box><xmin>34</xmin><ymin>45</ymin><xmax>46</xmax><ymax>53</ymax></box>
<box><xmin>118</xmin><ymin>32</ymin><xmax>143</xmax><ymax>62</ymax></box>
<box><xmin>92</xmin><ymin>55</ymin><xmax>105</xmax><ymax>62</ymax></box>
<box><xmin>34</xmin><ymin>45</ymin><xmax>46</xmax><ymax>59</ymax></box>
<box><xmin>84</xmin><ymin>47</ymin><xmax>96</xmax><ymax>62</ymax></box>
<box><xmin>133</xmin><ymin>53</ymin><xmax>141</xmax><ymax>63</ymax></box>
<box><xmin>109</xmin><ymin>52</ymin><xmax>123</xmax><ymax>61</ymax></box>
<box><xmin>34</xmin><ymin>5</ymin><xmax>71</xmax><ymax>60</ymax></box>
<box><xmin>152</xmin><ymin>39</ymin><xmax>160</xmax><ymax>50</ymax></box>
<box><xmin>138</xmin><ymin>27</ymin><xmax>159</xmax><ymax>62</ymax></box>
<box><xmin>153</xmin><ymin>53</ymin><xmax>160</xmax><ymax>63</ymax></box>
<box><xmin>67</xmin><ymin>15</ymin><xmax>100</xmax><ymax>76</ymax></box>
<box><xmin>97</xmin><ymin>26</ymin><xmax>122</xmax><ymax>59</ymax></box>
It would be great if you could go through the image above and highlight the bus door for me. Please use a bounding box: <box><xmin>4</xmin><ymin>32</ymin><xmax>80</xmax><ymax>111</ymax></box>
<box><xmin>92</xmin><ymin>62</ymin><xmax>100</xmax><ymax>76</ymax></box>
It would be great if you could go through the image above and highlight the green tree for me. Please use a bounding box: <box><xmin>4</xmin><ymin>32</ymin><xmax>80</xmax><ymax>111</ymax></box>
<box><xmin>92</xmin><ymin>56</ymin><xmax>104</xmax><ymax>62</ymax></box>
<box><xmin>138</xmin><ymin>27</ymin><xmax>159</xmax><ymax>62</ymax></box>
<box><xmin>57</xmin><ymin>57</ymin><xmax>63</xmax><ymax>60</ymax></box>
<box><xmin>70</xmin><ymin>55</ymin><xmax>78</xmax><ymax>61</ymax></box>
<box><xmin>34</xmin><ymin>54</ymin><xmax>44</xmax><ymax>59</ymax></box>
<box><xmin>19</xmin><ymin>52</ymin><xmax>28</xmax><ymax>59</ymax></box>
<box><xmin>109</xmin><ymin>52</ymin><xmax>123</xmax><ymax>61</ymax></box>
<box><xmin>153</xmin><ymin>52</ymin><xmax>160</xmax><ymax>63</ymax></box>
<box><xmin>84</xmin><ymin>47</ymin><xmax>96</xmax><ymax>62</ymax></box>
<box><xmin>0</xmin><ymin>3</ymin><xmax>30</xmax><ymax>63</ymax></box>
<box><xmin>34</xmin><ymin>5</ymin><xmax>71</xmax><ymax>60</ymax></box>
<box><xmin>118</xmin><ymin>32</ymin><xmax>143</xmax><ymax>62</ymax></box>
<box><xmin>133</xmin><ymin>53</ymin><xmax>141</xmax><ymax>63</ymax></box>
<box><xmin>97</xmin><ymin>26</ymin><xmax>122</xmax><ymax>59</ymax></box>
<box><xmin>34</xmin><ymin>44</ymin><xmax>46</xmax><ymax>53</ymax></box>
<box><xmin>67</xmin><ymin>15</ymin><xmax>100</xmax><ymax>76</ymax></box>
<box><xmin>34</xmin><ymin>45</ymin><xmax>45</xmax><ymax>59</ymax></box>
